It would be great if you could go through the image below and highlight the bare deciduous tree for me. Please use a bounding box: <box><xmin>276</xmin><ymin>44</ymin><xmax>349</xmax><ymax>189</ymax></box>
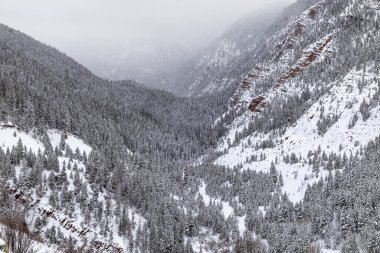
<box><xmin>2</xmin><ymin>213</ymin><xmax>35</xmax><ymax>253</ymax></box>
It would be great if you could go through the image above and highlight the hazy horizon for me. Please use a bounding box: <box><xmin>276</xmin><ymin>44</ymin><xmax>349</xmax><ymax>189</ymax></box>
<box><xmin>0</xmin><ymin>0</ymin><xmax>293</xmax><ymax>66</ymax></box>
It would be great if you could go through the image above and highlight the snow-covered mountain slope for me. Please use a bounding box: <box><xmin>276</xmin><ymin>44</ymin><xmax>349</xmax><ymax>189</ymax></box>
<box><xmin>2</xmin><ymin>0</ymin><xmax>380</xmax><ymax>252</ymax></box>
<box><xmin>174</xmin><ymin>3</ymin><xmax>290</xmax><ymax>96</ymax></box>
<box><xmin>0</xmin><ymin>124</ymin><xmax>145</xmax><ymax>252</ymax></box>
<box><xmin>217</xmin><ymin>66</ymin><xmax>380</xmax><ymax>202</ymax></box>
<box><xmin>0</xmin><ymin>21</ymin><xmax>229</xmax><ymax>253</ymax></box>
<box><xmin>213</xmin><ymin>0</ymin><xmax>380</xmax><ymax>202</ymax></box>
<box><xmin>1</xmin><ymin>124</ymin><xmax>91</xmax><ymax>155</ymax></box>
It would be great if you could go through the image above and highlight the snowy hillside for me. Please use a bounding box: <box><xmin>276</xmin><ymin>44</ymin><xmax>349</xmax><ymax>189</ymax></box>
<box><xmin>0</xmin><ymin>124</ymin><xmax>145</xmax><ymax>252</ymax></box>
<box><xmin>0</xmin><ymin>20</ymin><xmax>227</xmax><ymax>253</ymax></box>
<box><xmin>198</xmin><ymin>0</ymin><xmax>380</xmax><ymax>251</ymax></box>
<box><xmin>214</xmin><ymin>0</ymin><xmax>379</xmax><ymax>200</ymax></box>
<box><xmin>177</xmin><ymin>3</ymin><xmax>289</xmax><ymax>96</ymax></box>
<box><xmin>217</xmin><ymin>65</ymin><xmax>380</xmax><ymax>202</ymax></box>
<box><xmin>1</xmin><ymin>0</ymin><xmax>380</xmax><ymax>252</ymax></box>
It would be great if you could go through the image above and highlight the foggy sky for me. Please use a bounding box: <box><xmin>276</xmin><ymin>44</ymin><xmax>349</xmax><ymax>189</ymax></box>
<box><xmin>0</xmin><ymin>0</ymin><xmax>292</xmax><ymax>64</ymax></box>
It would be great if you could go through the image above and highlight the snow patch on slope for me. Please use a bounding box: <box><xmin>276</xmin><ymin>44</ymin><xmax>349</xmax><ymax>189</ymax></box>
<box><xmin>0</xmin><ymin>125</ymin><xmax>44</xmax><ymax>153</ymax></box>
<box><xmin>48</xmin><ymin>129</ymin><xmax>92</xmax><ymax>154</ymax></box>
<box><xmin>197</xmin><ymin>182</ymin><xmax>235</xmax><ymax>219</ymax></box>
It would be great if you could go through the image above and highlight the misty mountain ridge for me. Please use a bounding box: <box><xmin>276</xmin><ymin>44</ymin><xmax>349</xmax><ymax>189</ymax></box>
<box><xmin>84</xmin><ymin>1</ymin><xmax>291</xmax><ymax>94</ymax></box>
<box><xmin>86</xmin><ymin>38</ymin><xmax>199</xmax><ymax>90</ymax></box>
<box><xmin>0</xmin><ymin>0</ymin><xmax>380</xmax><ymax>252</ymax></box>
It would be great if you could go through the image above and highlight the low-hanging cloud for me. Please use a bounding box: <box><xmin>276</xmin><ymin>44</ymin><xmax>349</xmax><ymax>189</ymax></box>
<box><xmin>0</xmin><ymin>0</ymin><xmax>293</xmax><ymax>67</ymax></box>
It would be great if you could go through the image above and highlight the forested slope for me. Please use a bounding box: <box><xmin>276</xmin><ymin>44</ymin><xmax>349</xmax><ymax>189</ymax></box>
<box><xmin>1</xmin><ymin>0</ymin><xmax>380</xmax><ymax>252</ymax></box>
<box><xmin>0</xmin><ymin>23</ymin><xmax>228</xmax><ymax>252</ymax></box>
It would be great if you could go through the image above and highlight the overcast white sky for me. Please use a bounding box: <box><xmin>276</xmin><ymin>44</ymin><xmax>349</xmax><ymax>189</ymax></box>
<box><xmin>0</xmin><ymin>0</ymin><xmax>291</xmax><ymax>62</ymax></box>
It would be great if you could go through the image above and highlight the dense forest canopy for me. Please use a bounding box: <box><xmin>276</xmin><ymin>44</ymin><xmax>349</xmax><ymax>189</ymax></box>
<box><xmin>0</xmin><ymin>0</ymin><xmax>380</xmax><ymax>252</ymax></box>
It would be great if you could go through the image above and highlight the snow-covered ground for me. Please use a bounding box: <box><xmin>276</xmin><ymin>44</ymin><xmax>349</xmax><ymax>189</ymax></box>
<box><xmin>185</xmin><ymin>181</ymin><xmax>246</xmax><ymax>252</ymax></box>
<box><xmin>0</xmin><ymin>125</ymin><xmax>92</xmax><ymax>155</ymax></box>
<box><xmin>197</xmin><ymin>182</ymin><xmax>236</xmax><ymax>220</ymax></box>
<box><xmin>216</xmin><ymin>65</ymin><xmax>380</xmax><ymax>203</ymax></box>
<box><xmin>0</xmin><ymin>125</ymin><xmax>44</xmax><ymax>153</ymax></box>
<box><xmin>0</xmin><ymin>125</ymin><xmax>145</xmax><ymax>252</ymax></box>
<box><xmin>48</xmin><ymin>129</ymin><xmax>92</xmax><ymax>155</ymax></box>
